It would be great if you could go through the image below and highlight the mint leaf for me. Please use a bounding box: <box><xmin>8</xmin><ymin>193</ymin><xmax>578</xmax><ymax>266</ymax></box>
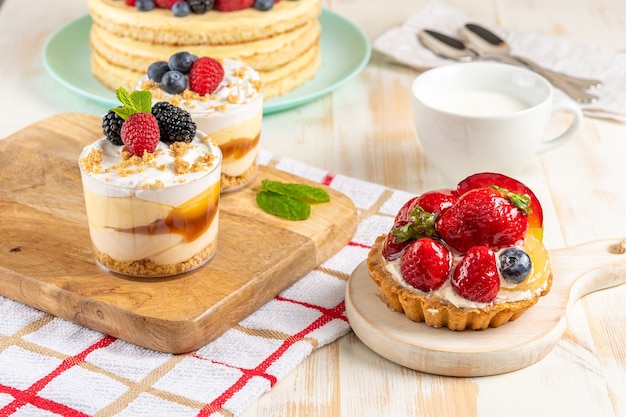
<box><xmin>116</xmin><ymin>87</ymin><xmax>133</xmax><ymax>108</ymax></box>
<box><xmin>111</xmin><ymin>87</ymin><xmax>152</xmax><ymax>120</ymax></box>
<box><xmin>131</xmin><ymin>90</ymin><xmax>153</xmax><ymax>113</ymax></box>
<box><xmin>111</xmin><ymin>106</ymin><xmax>133</xmax><ymax>120</ymax></box>
<box><xmin>256</xmin><ymin>191</ymin><xmax>311</xmax><ymax>221</ymax></box>
<box><xmin>259</xmin><ymin>179</ymin><xmax>330</xmax><ymax>204</ymax></box>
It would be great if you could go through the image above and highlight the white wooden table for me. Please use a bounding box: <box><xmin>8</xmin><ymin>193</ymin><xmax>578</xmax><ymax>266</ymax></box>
<box><xmin>1</xmin><ymin>0</ymin><xmax>625</xmax><ymax>416</ymax></box>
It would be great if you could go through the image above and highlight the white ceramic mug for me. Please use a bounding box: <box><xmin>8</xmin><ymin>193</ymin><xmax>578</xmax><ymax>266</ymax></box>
<box><xmin>411</xmin><ymin>62</ymin><xmax>582</xmax><ymax>182</ymax></box>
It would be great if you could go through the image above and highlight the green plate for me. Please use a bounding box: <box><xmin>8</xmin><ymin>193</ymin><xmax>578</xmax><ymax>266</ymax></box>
<box><xmin>42</xmin><ymin>9</ymin><xmax>371</xmax><ymax>114</ymax></box>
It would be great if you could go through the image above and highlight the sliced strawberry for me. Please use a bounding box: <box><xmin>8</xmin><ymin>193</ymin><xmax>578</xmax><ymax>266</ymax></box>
<box><xmin>436</xmin><ymin>187</ymin><xmax>528</xmax><ymax>254</ymax></box>
<box><xmin>414</xmin><ymin>188</ymin><xmax>459</xmax><ymax>215</ymax></box>
<box><xmin>451</xmin><ymin>245</ymin><xmax>499</xmax><ymax>303</ymax></box>
<box><xmin>457</xmin><ymin>172</ymin><xmax>543</xmax><ymax>240</ymax></box>
<box><xmin>121</xmin><ymin>112</ymin><xmax>160</xmax><ymax>156</ymax></box>
<box><xmin>125</xmin><ymin>0</ymin><xmax>136</xmax><ymax>6</ymax></box>
<box><xmin>214</xmin><ymin>0</ymin><xmax>254</xmax><ymax>11</ymax></box>
<box><xmin>401</xmin><ymin>238</ymin><xmax>451</xmax><ymax>292</ymax></box>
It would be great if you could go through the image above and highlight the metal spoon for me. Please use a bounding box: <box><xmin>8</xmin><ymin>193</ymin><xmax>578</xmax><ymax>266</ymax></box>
<box><xmin>418</xmin><ymin>29</ymin><xmax>477</xmax><ymax>61</ymax></box>
<box><xmin>418</xmin><ymin>29</ymin><xmax>599</xmax><ymax>104</ymax></box>
<box><xmin>461</xmin><ymin>23</ymin><xmax>602</xmax><ymax>90</ymax></box>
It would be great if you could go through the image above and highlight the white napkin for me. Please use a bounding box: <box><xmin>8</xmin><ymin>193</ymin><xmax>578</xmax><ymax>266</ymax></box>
<box><xmin>373</xmin><ymin>0</ymin><xmax>626</xmax><ymax>123</ymax></box>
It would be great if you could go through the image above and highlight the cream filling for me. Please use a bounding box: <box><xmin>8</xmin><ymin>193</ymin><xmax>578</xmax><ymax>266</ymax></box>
<box><xmin>89</xmin><ymin>215</ymin><xmax>219</xmax><ymax>265</ymax></box>
<box><xmin>198</xmin><ymin>110</ymin><xmax>262</xmax><ymax>177</ymax></box>
<box><xmin>221</xmin><ymin>145</ymin><xmax>259</xmax><ymax>177</ymax></box>
<box><xmin>82</xmin><ymin>186</ymin><xmax>172</xmax><ymax>229</ymax></box>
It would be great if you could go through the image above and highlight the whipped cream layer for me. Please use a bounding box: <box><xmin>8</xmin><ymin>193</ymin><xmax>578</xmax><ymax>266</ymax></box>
<box><xmin>79</xmin><ymin>133</ymin><xmax>222</xmax><ymax>206</ymax></box>
<box><xmin>384</xmin><ymin>242</ymin><xmax>550</xmax><ymax>310</ymax></box>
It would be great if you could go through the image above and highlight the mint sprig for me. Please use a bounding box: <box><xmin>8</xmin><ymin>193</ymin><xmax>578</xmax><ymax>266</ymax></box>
<box><xmin>255</xmin><ymin>179</ymin><xmax>331</xmax><ymax>221</ymax></box>
<box><xmin>258</xmin><ymin>179</ymin><xmax>330</xmax><ymax>204</ymax></box>
<box><xmin>111</xmin><ymin>87</ymin><xmax>153</xmax><ymax>120</ymax></box>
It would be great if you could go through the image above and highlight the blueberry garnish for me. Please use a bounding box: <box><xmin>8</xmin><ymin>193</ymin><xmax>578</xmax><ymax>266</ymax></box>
<box><xmin>499</xmin><ymin>248</ymin><xmax>532</xmax><ymax>284</ymax></box>
<box><xmin>147</xmin><ymin>61</ymin><xmax>171</xmax><ymax>82</ymax></box>
<box><xmin>172</xmin><ymin>1</ymin><xmax>191</xmax><ymax>16</ymax></box>
<box><xmin>160</xmin><ymin>70</ymin><xmax>187</xmax><ymax>94</ymax></box>
<box><xmin>136</xmin><ymin>0</ymin><xmax>155</xmax><ymax>11</ymax></box>
<box><xmin>168</xmin><ymin>51</ymin><xmax>197</xmax><ymax>74</ymax></box>
<box><xmin>253</xmin><ymin>0</ymin><xmax>275</xmax><ymax>11</ymax></box>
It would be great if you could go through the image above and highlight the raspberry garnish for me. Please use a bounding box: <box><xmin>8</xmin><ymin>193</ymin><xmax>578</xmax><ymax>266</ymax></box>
<box><xmin>189</xmin><ymin>57</ymin><xmax>225</xmax><ymax>95</ymax></box>
<box><xmin>121</xmin><ymin>112</ymin><xmax>161</xmax><ymax>156</ymax></box>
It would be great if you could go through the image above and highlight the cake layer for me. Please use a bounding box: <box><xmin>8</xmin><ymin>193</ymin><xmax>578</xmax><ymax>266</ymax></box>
<box><xmin>89</xmin><ymin>18</ymin><xmax>321</xmax><ymax>73</ymax></box>
<box><xmin>87</xmin><ymin>0</ymin><xmax>322</xmax><ymax>45</ymax></box>
<box><xmin>91</xmin><ymin>45</ymin><xmax>321</xmax><ymax>99</ymax></box>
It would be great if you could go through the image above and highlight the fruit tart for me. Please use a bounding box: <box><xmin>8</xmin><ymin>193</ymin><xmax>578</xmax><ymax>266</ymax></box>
<box><xmin>367</xmin><ymin>173</ymin><xmax>552</xmax><ymax>330</ymax></box>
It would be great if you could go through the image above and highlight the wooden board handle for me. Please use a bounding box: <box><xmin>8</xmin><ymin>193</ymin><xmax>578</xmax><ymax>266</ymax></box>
<box><xmin>550</xmin><ymin>237</ymin><xmax>626</xmax><ymax>305</ymax></box>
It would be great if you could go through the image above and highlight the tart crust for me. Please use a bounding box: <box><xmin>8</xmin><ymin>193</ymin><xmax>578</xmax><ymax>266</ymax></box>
<box><xmin>366</xmin><ymin>235</ymin><xmax>553</xmax><ymax>331</ymax></box>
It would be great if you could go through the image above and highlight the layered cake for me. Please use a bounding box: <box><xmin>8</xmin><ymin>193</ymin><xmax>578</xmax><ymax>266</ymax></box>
<box><xmin>136</xmin><ymin>52</ymin><xmax>263</xmax><ymax>192</ymax></box>
<box><xmin>79</xmin><ymin>87</ymin><xmax>222</xmax><ymax>277</ymax></box>
<box><xmin>87</xmin><ymin>0</ymin><xmax>322</xmax><ymax>99</ymax></box>
<box><xmin>367</xmin><ymin>173</ymin><xmax>552</xmax><ymax>330</ymax></box>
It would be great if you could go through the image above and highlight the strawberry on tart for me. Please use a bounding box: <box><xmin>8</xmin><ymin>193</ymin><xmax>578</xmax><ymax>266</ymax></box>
<box><xmin>367</xmin><ymin>173</ymin><xmax>552</xmax><ymax>330</ymax></box>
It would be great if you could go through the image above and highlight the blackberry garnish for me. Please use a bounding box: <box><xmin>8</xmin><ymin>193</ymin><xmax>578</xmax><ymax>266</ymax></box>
<box><xmin>187</xmin><ymin>0</ymin><xmax>215</xmax><ymax>14</ymax></box>
<box><xmin>152</xmin><ymin>102</ymin><xmax>197</xmax><ymax>144</ymax></box>
<box><xmin>102</xmin><ymin>110</ymin><xmax>124</xmax><ymax>146</ymax></box>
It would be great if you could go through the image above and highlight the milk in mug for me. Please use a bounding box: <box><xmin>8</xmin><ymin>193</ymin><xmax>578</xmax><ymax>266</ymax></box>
<box><xmin>430</xmin><ymin>91</ymin><xmax>530</xmax><ymax>116</ymax></box>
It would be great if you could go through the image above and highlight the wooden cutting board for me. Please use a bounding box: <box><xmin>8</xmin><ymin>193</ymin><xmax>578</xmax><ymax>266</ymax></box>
<box><xmin>0</xmin><ymin>113</ymin><xmax>358</xmax><ymax>354</ymax></box>
<box><xmin>346</xmin><ymin>239</ymin><xmax>626</xmax><ymax>377</ymax></box>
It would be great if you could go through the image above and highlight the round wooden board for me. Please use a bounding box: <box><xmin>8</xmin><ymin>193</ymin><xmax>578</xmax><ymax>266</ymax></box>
<box><xmin>345</xmin><ymin>239</ymin><xmax>626</xmax><ymax>377</ymax></box>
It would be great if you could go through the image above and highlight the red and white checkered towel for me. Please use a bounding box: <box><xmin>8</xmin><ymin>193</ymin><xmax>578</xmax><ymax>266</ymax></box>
<box><xmin>0</xmin><ymin>150</ymin><xmax>414</xmax><ymax>417</ymax></box>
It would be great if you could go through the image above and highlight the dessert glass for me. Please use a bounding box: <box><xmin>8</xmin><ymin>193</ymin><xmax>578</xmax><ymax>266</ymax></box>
<box><xmin>137</xmin><ymin>58</ymin><xmax>264</xmax><ymax>192</ymax></box>
<box><xmin>191</xmin><ymin>89</ymin><xmax>263</xmax><ymax>192</ymax></box>
<box><xmin>78</xmin><ymin>133</ymin><xmax>222</xmax><ymax>277</ymax></box>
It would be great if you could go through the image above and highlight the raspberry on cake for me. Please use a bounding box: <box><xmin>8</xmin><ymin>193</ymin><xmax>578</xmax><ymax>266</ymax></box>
<box><xmin>78</xmin><ymin>87</ymin><xmax>223</xmax><ymax>277</ymax></box>
<box><xmin>87</xmin><ymin>0</ymin><xmax>322</xmax><ymax>98</ymax></box>
<box><xmin>136</xmin><ymin>53</ymin><xmax>263</xmax><ymax>192</ymax></box>
<box><xmin>367</xmin><ymin>172</ymin><xmax>553</xmax><ymax>331</ymax></box>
